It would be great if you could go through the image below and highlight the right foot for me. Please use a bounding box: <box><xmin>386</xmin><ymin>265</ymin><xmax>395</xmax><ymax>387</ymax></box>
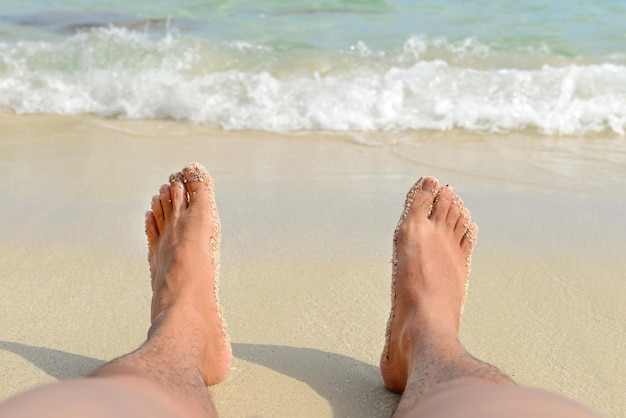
<box><xmin>145</xmin><ymin>163</ymin><xmax>232</xmax><ymax>386</ymax></box>
<box><xmin>380</xmin><ymin>177</ymin><xmax>478</xmax><ymax>393</ymax></box>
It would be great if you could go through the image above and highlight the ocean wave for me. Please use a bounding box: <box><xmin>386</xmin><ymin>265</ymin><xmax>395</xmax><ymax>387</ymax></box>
<box><xmin>1</xmin><ymin>28</ymin><xmax>625</xmax><ymax>135</ymax></box>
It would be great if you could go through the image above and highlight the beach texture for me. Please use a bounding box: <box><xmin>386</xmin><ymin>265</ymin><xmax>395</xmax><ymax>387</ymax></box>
<box><xmin>0</xmin><ymin>114</ymin><xmax>625</xmax><ymax>417</ymax></box>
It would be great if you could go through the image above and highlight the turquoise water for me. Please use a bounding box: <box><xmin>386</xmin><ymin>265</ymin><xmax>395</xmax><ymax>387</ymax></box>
<box><xmin>1</xmin><ymin>0</ymin><xmax>625</xmax><ymax>135</ymax></box>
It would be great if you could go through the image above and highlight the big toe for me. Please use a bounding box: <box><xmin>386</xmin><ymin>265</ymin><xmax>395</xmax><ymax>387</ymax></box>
<box><xmin>405</xmin><ymin>177</ymin><xmax>440</xmax><ymax>220</ymax></box>
<box><xmin>182</xmin><ymin>163</ymin><xmax>214</xmax><ymax>203</ymax></box>
<box><xmin>396</xmin><ymin>177</ymin><xmax>440</xmax><ymax>242</ymax></box>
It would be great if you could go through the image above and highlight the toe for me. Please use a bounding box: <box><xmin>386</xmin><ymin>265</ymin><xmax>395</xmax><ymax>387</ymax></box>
<box><xmin>169</xmin><ymin>171</ymin><xmax>184</xmax><ymax>184</ymax></box>
<box><xmin>151</xmin><ymin>194</ymin><xmax>165</xmax><ymax>232</ymax></box>
<box><xmin>145</xmin><ymin>210</ymin><xmax>159</xmax><ymax>251</ymax></box>
<box><xmin>169</xmin><ymin>178</ymin><xmax>186</xmax><ymax>215</ymax></box>
<box><xmin>446</xmin><ymin>194</ymin><xmax>462</xmax><ymax>229</ymax></box>
<box><xmin>405</xmin><ymin>177</ymin><xmax>440</xmax><ymax>220</ymax></box>
<box><xmin>182</xmin><ymin>162</ymin><xmax>213</xmax><ymax>203</ymax></box>
<box><xmin>461</xmin><ymin>222</ymin><xmax>479</xmax><ymax>253</ymax></box>
<box><xmin>430</xmin><ymin>185</ymin><xmax>454</xmax><ymax>224</ymax></box>
<box><xmin>454</xmin><ymin>207</ymin><xmax>471</xmax><ymax>243</ymax></box>
<box><xmin>159</xmin><ymin>184</ymin><xmax>173</xmax><ymax>219</ymax></box>
<box><xmin>169</xmin><ymin>171</ymin><xmax>188</xmax><ymax>210</ymax></box>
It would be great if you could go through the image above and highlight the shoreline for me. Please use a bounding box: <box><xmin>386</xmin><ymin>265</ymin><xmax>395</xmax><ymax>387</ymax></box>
<box><xmin>0</xmin><ymin>114</ymin><xmax>624</xmax><ymax>417</ymax></box>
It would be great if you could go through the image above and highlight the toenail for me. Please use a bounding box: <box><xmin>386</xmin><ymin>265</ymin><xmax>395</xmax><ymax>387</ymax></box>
<box><xmin>421</xmin><ymin>180</ymin><xmax>436</xmax><ymax>195</ymax></box>
<box><xmin>169</xmin><ymin>172</ymin><xmax>184</xmax><ymax>183</ymax></box>
<box><xmin>440</xmin><ymin>186</ymin><xmax>454</xmax><ymax>196</ymax></box>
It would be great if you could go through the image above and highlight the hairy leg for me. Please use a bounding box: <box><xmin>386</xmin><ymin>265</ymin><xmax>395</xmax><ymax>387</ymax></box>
<box><xmin>89</xmin><ymin>163</ymin><xmax>232</xmax><ymax>417</ymax></box>
<box><xmin>381</xmin><ymin>177</ymin><xmax>513</xmax><ymax>417</ymax></box>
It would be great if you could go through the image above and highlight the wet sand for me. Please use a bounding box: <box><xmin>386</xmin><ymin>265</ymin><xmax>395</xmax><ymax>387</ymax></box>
<box><xmin>0</xmin><ymin>113</ymin><xmax>625</xmax><ymax>417</ymax></box>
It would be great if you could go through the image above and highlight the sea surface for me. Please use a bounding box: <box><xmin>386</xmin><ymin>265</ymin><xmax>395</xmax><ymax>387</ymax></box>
<box><xmin>1</xmin><ymin>0</ymin><xmax>625</xmax><ymax>136</ymax></box>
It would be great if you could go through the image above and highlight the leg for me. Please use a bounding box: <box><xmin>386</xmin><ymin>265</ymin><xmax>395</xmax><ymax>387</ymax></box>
<box><xmin>381</xmin><ymin>177</ymin><xmax>512</xmax><ymax>415</ymax></box>
<box><xmin>91</xmin><ymin>162</ymin><xmax>231</xmax><ymax>415</ymax></box>
<box><xmin>381</xmin><ymin>177</ymin><xmax>600</xmax><ymax>417</ymax></box>
<box><xmin>0</xmin><ymin>163</ymin><xmax>231</xmax><ymax>418</ymax></box>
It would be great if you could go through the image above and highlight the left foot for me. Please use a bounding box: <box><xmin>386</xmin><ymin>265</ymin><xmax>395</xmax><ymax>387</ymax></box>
<box><xmin>145</xmin><ymin>163</ymin><xmax>231</xmax><ymax>386</ymax></box>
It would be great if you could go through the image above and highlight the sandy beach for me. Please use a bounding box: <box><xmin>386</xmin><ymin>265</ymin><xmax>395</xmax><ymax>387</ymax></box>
<box><xmin>0</xmin><ymin>113</ymin><xmax>625</xmax><ymax>417</ymax></box>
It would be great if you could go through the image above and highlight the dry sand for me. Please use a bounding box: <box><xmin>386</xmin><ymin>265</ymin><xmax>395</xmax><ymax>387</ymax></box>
<box><xmin>0</xmin><ymin>113</ymin><xmax>625</xmax><ymax>417</ymax></box>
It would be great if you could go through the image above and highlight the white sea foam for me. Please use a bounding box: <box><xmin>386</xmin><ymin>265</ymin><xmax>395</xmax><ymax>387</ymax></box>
<box><xmin>1</xmin><ymin>28</ymin><xmax>625</xmax><ymax>135</ymax></box>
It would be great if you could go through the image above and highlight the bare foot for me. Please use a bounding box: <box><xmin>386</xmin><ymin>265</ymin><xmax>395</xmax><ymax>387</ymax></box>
<box><xmin>380</xmin><ymin>177</ymin><xmax>477</xmax><ymax>393</ymax></box>
<box><xmin>145</xmin><ymin>163</ymin><xmax>232</xmax><ymax>386</ymax></box>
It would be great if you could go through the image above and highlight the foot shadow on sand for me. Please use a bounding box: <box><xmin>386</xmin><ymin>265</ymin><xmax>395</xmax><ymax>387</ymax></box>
<box><xmin>0</xmin><ymin>341</ymin><xmax>106</xmax><ymax>380</ymax></box>
<box><xmin>232</xmin><ymin>343</ymin><xmax>399</xmax><ymax>417</ymax></box>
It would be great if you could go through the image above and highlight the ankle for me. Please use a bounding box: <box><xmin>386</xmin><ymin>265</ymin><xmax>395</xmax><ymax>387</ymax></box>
<box><xmin>404</xmin><ymin>322</ymin><xmax>463</xmax><ymax>363</ymax></box>
<box><xmin>149</xmin><ymin>303</ymin><xmax>209</xmax><ymax>342</ymax></box>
